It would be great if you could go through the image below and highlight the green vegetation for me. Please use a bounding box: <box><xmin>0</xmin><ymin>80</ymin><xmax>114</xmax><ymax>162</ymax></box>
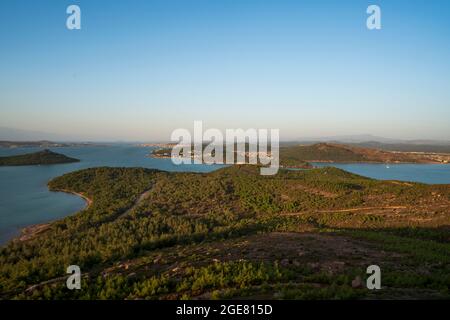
<box><xmin>0</xmin><ymin>149</ymin><xmax>79</xmax><ymax>166</ymax></box>
<box><xmin>281</xmin><ymin>143</ymin><xmax>366</xmax><ymax>163</ymax></box>
<box><xmin>152</xmin><ymin>144</ymin><xmax>313</xmax><ymax>168</ymax></box>
<box><xmin>151</xmin><ymin>142</ymin><xmax>450</xmax><ymax>168</ymax></box>
<box><xmin>1</xmin><ymin>165</ymin><xmax>449</xmax><ymax>299</ymax></box>
<box><xmin>279</xmin><ymin>142</ymin><xmax>450</xmax><ymax>165</ymax></box>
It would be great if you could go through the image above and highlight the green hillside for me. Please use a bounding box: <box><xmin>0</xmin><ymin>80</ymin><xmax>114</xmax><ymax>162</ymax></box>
<box><xmin>1</xmin><ymin>166</ymin><xmax>450</xmax><ymax>299</ymax></box>
<box><xmin>280</xmin><ymin>142</ymin><xmax>450</xmax><ymax>164</ymax></box>
<box><xmin>0</xmin><ymin>149</ymin><xmax>79</xmax><ymax>166</ymax></box>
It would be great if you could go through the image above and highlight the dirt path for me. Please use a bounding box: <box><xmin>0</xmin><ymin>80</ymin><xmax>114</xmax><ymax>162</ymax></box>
<box><xmin>317</xmin><ymin>206</ymin><xmax>407</xmax><ymax>213</ymax></box>
<box><xmin>118</xmin><ymin>187</ymin><xmax>153</xmax><ymax>219</ymax></box>
<box><xmin>282</xmin><ymin>205</ymin><xmax>407</xmax><ymax>216</ymax></box>
<box><xmin>14</xmin><ymin>187</ymin><xmax>153</xmax><ymax>296</ymax></box>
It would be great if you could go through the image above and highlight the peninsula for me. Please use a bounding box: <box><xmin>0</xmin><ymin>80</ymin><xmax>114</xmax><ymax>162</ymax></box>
<box><xmin>2</xmin><ymin>165</ymin><xmax>450</xmax><ymax>299</ymax></box>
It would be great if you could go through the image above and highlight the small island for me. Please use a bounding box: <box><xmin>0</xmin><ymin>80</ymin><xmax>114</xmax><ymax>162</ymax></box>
<box><xmin>0</xmin><ymin>149</ymin><xmax>80</xmax><ymax>166</ymax></box>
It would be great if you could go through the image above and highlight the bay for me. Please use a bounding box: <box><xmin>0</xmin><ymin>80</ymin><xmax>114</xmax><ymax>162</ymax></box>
<box><xmin>0</xmin><ymin>145</ymin><xmax>224</xmax><ymax>244</ymax></box>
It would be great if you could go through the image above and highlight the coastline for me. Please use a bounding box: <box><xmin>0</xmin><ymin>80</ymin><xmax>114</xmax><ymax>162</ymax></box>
<box><xmin>15</xmin><ymin>189</ymin><xmax>92</xmax><ymax>243</ymax></box>
<box><xmin>306</xmin><ymin>159</ymin><xmax>450</xmax><ymax>164</ymax></box>
<box><xmin>52</xmin><ymin>188</ymin><xmax>93</xmax><ymax>208</ymax></box>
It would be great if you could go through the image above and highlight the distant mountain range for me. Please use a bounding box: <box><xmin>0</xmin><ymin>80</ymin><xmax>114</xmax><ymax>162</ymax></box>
<box><xmin>296</xmin><ymin>134</ymin><xmax>450</xmax><ymax>145</ymax></box>
<box><xmin>0</xmin><ymin>127</ymin><xmax>106</xmax><ymax>145</ymax></box>
<box><xmin>280</xmin><ymin>143</ymin><xmax>450</xmax><ymax>165</ymax></box>
<box><xmin>284</xmin><ymin>135</ymin><xmax>450</xmax><ymax>153</ymax></box>
<box><xmin>0</xmin><ymin>127</ymin><xmax>73</xmax><ymax>141</ymax></box>
<box><xmin>0</xmin><ymin>140</ymin><xmax>100</xmax><ymax>148</ymax></box>
<box><xmin>2</xmin><ymin>127</ymin><xmax>450</xmax><ymax>151</ymax></box>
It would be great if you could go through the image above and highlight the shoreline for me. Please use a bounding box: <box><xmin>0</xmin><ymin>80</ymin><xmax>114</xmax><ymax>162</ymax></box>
<box><xmin>15</xmin><ymin>189</ymin><xmax>92</xmax><ymax>243</ymax></box>
<box><xmin>52</xmin><ymin>188</ymin><xmax>93</xmax><ymax>208</ymax></box>
<box><xmin>307</xmin><ymin>160</ymin><xmax>450</xmax><ymax>164</ymax></box>
<box><xmin>149</xmin><ymin>149</ymin><xmax>450</xmax><ymax>165</ymax></box>
<box><xmin>4</xmin><ymin>159</ymin><xmax>449</xmax><ymax>245</ymax></box>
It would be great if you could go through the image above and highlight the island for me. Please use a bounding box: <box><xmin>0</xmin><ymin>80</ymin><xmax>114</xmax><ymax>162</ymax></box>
<box><xmin>0</xmin><ymin>149</ymin><xmax>80</xmax><ymax>166</ymax></box>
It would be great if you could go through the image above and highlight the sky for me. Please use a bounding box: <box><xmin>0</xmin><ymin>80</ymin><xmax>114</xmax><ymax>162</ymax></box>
<box><xmin>0</xmin><ymin>0</ymin><xmax>449</xmax><ymax>141</ymax></box>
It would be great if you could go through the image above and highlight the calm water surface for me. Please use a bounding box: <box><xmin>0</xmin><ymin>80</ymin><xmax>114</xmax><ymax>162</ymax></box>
<box><xmin>312</xmin><ymin>162</ymin><xmax>450</xmax><ymax>184</ymax></box>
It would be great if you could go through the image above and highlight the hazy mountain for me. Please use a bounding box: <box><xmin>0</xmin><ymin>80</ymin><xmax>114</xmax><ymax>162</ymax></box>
<box><xmin>296</xmin><ymin>134</ymin><xmax>450</xmax><ymax>145</ymax></box>
<box><xmin>0</xmin><ymin>127</ymin><xmax>70</xmax><ymax>141</ymax></box>
<box><xmin>297</xmin><ymin>134</ymin><xmax>405</xmax><ymax>144</ymax></box>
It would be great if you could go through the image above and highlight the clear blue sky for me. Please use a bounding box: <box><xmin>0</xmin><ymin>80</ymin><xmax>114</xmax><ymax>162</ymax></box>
<box><xmin>1</xmin><ymin>0</ymin><xmax>449</xmax><ymax>141</ymax></box>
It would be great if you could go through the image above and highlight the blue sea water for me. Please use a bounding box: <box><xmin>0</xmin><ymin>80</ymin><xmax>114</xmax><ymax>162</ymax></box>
<box><xmin>1</xmin><ymin>145</ymin><xmax>450</xmax><ymax>244</ymax></box>
<box><xmin>312</xmin><ymin>162</ymin><xmax>450</xmax><ymax>184</ymax></box>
